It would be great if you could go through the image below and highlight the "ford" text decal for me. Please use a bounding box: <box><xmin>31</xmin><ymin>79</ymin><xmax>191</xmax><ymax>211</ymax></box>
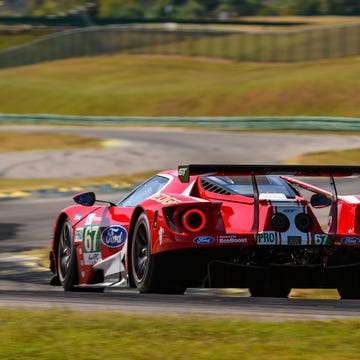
<box><xmin>101</xmin><ymin>225</ymin><xmax>127</xmax><ymax>248</ymax></box>
<box><xmin>193</xmin><ymin>236</ymin><xmax>215</xmax><ymax>245</ymax></box>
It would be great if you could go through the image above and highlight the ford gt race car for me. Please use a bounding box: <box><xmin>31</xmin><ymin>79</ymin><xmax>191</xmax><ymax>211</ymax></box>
<box><xmin>50</xmin><ymin>164</ymin><xmax>360</xmax><ymax>299</ymax></box>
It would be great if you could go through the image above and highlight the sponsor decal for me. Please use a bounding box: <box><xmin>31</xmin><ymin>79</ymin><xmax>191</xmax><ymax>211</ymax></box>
<box><xmin>84</xmin><ymin>252</ymin><xmax>101</xmax><ymax>265</ymax></box>
<box><xmin>151</xmin><ymin>193</ymin><xmax>182</xmax><ymax>205</ymax></box>
<box><xmin>283</xmin><ymin>209</ymin><xmax>296</xmax><ymax>213</ymax></box>
<box><xmin>178</xmin><ymin>167</ymin><xmax>189</xmax><ymax>182</ymax></box>
<box><xmin>101</xmin><ymin>225</ymin><xmax>127</xmax><ymax>249</ymax></box>
<box><xmin>193</xmin><ymin>236</ymin><xmax>215</xmax><ymax>245</ymax></box>
<box><xmin>74</xmin><ymin>227</ymin><xmax>84</xmax><ymax>243</ymax></box>
<box><xmin>74</xmin><ymin>214</ymin><xmax>82</xmax><ymax>221</ymax></box>
<box><xmin>256</xmin><ymin>232</ymin><xmax>276</xmax><ymax>245</ymax></box>
<box><xmin>341</xmin><ymin>237</ymin><xmax>360</xmax><ymax>245</ymax></box>
<box><xmin>178</xmin><ymin>167</ymin><xmax>187</xmax><ymax>176</ymax></box>
<box><xmin>218</xmin><ymin>235</ymin><xmax>248</xmax><ymax>244</ymax></box>
<box><xmin>84</xmin><ymin>213</ymin><xmax>102</xmax><ymax>225</ymax></box>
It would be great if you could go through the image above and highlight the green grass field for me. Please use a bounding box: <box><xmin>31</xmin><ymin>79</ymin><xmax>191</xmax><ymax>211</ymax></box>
<box><xmin>0</xmin><ymin>55</ymin><xmax>359</xmax><ymax>117</ymax></box>
<box><xmin>1</xmin><ymin>309</ymin><xmax>360</xmax><ymax>360</ymax></box>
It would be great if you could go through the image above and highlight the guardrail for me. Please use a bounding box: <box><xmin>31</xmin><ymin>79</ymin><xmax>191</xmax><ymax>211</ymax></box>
<box><xmin>0</xmin><ymin>23</ymin><xmax>359</xmax><ymax>68</ymax></box>
<box><xmin>0</xmin><ymin>114</ymin><xmax>359</xmax><ymax>131</ymax></box>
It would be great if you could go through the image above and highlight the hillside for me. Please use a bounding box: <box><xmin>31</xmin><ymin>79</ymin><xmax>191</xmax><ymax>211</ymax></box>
<box><xmin>0</xmin><ymin>54</ymin><xmax>359</xmax><ymax>117</ymax></box>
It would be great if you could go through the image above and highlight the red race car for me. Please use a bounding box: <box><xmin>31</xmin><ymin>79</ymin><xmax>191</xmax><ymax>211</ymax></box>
<box><xmin>50</xmin><ymin>164</ymin><xmax>360</xmax><ymax>298</ymax></box>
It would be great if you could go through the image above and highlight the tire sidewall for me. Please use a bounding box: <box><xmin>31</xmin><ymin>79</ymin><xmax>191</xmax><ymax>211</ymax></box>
<box><xmin>57</xmin><ymin>219</ymin><xmax>78</xmax><ymax>291</ymax></box>
<box><xmin>131</xmin><ymin>213</ymin><xmax>153</xmax><ymax>292</ymax></box>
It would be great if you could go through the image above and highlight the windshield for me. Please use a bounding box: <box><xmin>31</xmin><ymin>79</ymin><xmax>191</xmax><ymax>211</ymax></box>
<box><xmin>117</xmin><ymin>175</ymin><xmax>169</xmax><ymax>207</ymax></box>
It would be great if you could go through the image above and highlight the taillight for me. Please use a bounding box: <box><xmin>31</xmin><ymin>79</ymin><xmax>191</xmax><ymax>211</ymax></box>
<box><xmin>295</xmin><ymin>213</ymin><xmax>313</xmax><ymax>232</ymax></box>
<box><xmin>180</xmin><ymin>208</ymin><xmax>207</xmax><ymax>233</ymax></box>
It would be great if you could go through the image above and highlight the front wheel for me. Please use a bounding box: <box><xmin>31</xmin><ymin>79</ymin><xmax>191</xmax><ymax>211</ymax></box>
<box><xmin>57</xmin><ymin>218</ymin><xmax>78</xmax><ymax>291</ymax></box>
<box><xmin>131</xmin><ymin>213</ymin><xmax>186</xmax><ymax>294</ymax></box>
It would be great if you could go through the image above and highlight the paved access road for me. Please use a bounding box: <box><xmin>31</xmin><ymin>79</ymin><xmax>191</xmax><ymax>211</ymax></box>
<box><xmin>0</xmin><ymin>125</ymin><xmax>359</xmax><ymax>178</ymax></box>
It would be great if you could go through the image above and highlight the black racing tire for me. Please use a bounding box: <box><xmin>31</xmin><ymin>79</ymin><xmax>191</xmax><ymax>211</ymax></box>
<box><xmin>131</xmin><ymin>213</ymin><xmax>186</xmax><ymax>294</ymax></box>
<box><xmin>337</xmin><ymin>285</ymin><xmax>360</xmax><ymax>300</ymax></box>
<box><xmin>57</xmin><ymin>218</ymin><xmax>78</xmax><ymax>291</ymax></box>
<box><xmin>249</xmin><ymin>286</ymin><xmax>291</xmax><ymax>298</ymax></box>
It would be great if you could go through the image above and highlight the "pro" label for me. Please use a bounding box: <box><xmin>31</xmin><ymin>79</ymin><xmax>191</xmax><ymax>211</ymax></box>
<box><xmin>256</xmin><ymin>232</ymin><xmax>276</xmax><ymax>245</ymax></box>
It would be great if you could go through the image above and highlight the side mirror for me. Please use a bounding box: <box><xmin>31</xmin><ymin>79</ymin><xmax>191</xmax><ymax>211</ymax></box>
<box><xmin>310</xmin><ymin>193</ymin><xmax>332</xmax><ymax>208</ymax></box>
<box><xmin>73</xmin><ymin>192</ymin><xmax>96</xmax><ymax>206</ymax></box>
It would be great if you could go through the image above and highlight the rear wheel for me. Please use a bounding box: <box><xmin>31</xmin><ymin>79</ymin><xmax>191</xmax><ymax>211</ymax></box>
<box><xmin>337</xmin><ymin>285</ymin><xmax>360</xmax><ymax>299</ymax></box>
<box><xmin>131</xmin><ymin>213</ymin><xmax>186</xmax><ymax>294</ymax></box>
<box><xmin>57</xmin><ymin>218</ymin><xmax>78</xmax><ymax>291</ymax></box>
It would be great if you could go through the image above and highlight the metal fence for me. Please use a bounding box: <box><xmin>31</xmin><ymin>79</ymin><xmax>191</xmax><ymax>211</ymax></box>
<box><xmin>0</xmin><ymin>22</ymin><xmax>359</xmax><ymax>68</ymax></box>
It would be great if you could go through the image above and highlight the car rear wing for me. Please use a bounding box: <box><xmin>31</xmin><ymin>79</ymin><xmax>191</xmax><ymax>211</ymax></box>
<box><xmin>178</xmin><ymin>164</ymin><xmax>360</xmax><ymax>183</ymax></box>
<box><xmin>178</xmin><ymin>164</ymin><xmax>360</xmax><ymax>237</ymax></box>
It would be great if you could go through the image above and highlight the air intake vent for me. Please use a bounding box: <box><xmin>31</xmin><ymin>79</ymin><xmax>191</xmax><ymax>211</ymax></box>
<box><xmin>201</xmin><ymin>179</ymin><xmax>233</xmax><ymax>195</ymax></box>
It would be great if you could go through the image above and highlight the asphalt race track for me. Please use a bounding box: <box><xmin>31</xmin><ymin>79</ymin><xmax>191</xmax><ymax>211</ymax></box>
<box><xmin>1</xmin><ymin>126</ymin><xmax>360</xmax><ymax>319</ymax></box>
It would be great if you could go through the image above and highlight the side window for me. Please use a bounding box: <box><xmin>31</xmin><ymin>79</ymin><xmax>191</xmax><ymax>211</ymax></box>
<box><xmin>117</xmin><ymin>176</ymin><xmax>169</xmax><ymax>207</ymax></box>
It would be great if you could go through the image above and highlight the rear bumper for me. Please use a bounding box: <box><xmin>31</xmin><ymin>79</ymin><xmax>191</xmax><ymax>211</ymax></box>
<box><xmin>208</xmin><ymin>261</ymin><xmax>360</xmax><ymax>289</ymax></box>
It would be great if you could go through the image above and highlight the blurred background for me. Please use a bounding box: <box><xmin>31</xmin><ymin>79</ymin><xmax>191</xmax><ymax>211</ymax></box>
<box><xmin>0</xmin><ymin>1</ymin><xmax>358</xmax><ymax>167</ymax></box>
<box><xmin>0</xmin><ymin>1</ymin><xmax>359</xmax><ymax>65</ymax></box>
<box><xmin>0</xmin><ymin>0</ymin><xmax>359</xmax><ymax>121</ymax></box>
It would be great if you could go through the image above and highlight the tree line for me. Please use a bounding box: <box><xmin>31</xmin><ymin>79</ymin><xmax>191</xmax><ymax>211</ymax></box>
<box><xmin>20</xmin><ymin>0</ymin><xmax>360</xmax><ymax>18</ymax></box>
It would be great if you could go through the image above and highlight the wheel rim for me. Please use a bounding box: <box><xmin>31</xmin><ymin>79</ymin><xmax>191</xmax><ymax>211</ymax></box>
<box><xmin>58</xmin><ymin>221</ymin><xmax>73</xmax><ymax>282</ymax></box>
<box><xmin>133</xmin><ymin>223</ymin><xmax>149</xmax><ymax>283</ymax></box>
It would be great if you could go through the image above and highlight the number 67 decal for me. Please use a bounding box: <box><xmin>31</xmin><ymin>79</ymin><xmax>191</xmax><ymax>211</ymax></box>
<box><xmin>313</xmin><ymin>234</ymin><xmax>330</xmax><ymax>245</ymax></box>
<box><xmin>83</xmin><ymin>225</ymin><xmax>100</xmax><ymax>252</ymax></box>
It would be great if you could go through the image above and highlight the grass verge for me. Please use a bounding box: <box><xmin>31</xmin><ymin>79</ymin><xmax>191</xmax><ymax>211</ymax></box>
<box><xmin>285</xmin><ymin>148</ymin><xmax>360</xmax><ymax>165</ymax></box>
<box><xmin>0</xmin><ymin>171</ymin><xmax>156</xmax><ymax>193</ymax></box>
<box><xmin>0</xmin><ymin>131</ymin><xmax>103</xmax><ymax>152</ymax></box>
<box><xmin>0</xmin><ymin>309</ymin><xmax>360</xmax><ymax>359</ymax></box>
